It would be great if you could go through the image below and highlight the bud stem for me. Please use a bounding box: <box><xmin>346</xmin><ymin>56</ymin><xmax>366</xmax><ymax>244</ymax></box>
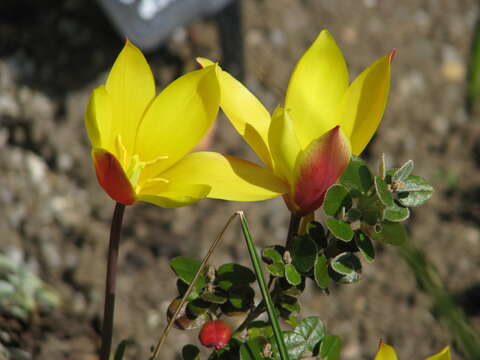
<box><xmin>286</xmin><ymin>213</ymin><xmax>302</xmax><ymax>249</ymax></box>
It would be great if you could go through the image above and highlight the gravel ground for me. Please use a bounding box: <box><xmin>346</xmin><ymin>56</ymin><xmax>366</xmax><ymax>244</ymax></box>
<box><xmin>0</xmin><ymin>0</ymin><xmax>479</xmax><ymax>359</ymax></box>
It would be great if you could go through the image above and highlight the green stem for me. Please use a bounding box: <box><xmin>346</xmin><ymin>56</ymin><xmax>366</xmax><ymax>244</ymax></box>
<box><xmin>100</xmin><ymin>202</ymin><xmax>126</xmax><ymax>360</ymax></box>
<box><xmin>238</xmin><ymin>211</ymin><xmax>289</xmax><ymax>360</ymax></box>
<box><xmin>286</xmin><ymin>213</ymin><xmax>302</xmax><ymax>249</ymax></box>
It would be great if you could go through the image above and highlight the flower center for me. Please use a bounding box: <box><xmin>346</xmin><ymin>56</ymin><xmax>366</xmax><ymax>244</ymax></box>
<box><xmin>115</xmin><ymin>134</ymin><xmax>169</xmax><ymax>193</ymax></box>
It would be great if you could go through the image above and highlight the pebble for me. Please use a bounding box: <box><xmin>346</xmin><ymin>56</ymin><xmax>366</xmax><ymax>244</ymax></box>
<box><xmin>441</xmin><ymin>45</ymin><xmax>465</xmax><ymax>82</ymax></box>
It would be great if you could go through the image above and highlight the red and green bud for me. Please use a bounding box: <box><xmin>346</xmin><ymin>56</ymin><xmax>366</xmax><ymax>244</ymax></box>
<box><xmin>198</xmin><ymin>320</ymin><xmax>232</xmax><ymax>350</ymax></box>
<box><xmin>286</xmin><ymin>125</ymin><xmax>351</xmax><ymax>216</ymax></box>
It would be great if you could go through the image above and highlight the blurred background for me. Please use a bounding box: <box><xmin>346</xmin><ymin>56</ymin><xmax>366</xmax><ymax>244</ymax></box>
<box><xmin>1</xmin><ymin>0</ymin><xmax>480</xmax><ymax>359</ymax></box>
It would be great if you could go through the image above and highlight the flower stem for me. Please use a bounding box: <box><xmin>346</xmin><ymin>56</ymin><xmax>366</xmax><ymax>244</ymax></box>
<box><xmin>238</xmin><ymin>211</ymin><xmax>290</xmax><ymax>360</ymax></box>
<box><xmin>100</xmin><ymin>202</ymin><xmax>126</xmax><ymax>360</ymax></box>
<box><xmin>285</xmin><ymin>213</ymin><xmax>302</xmax><ymax>249</ymax></box>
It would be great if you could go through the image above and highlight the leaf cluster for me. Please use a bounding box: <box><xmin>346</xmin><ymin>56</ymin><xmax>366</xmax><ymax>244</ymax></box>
<box><xmin>166</xmin><ymin>156</ymin><xmax>434</xmax><ymax>360</ymax></box>
<box><xmin>168</xmin><ymin>258</ymin><xmax>257</xmax><ymax>330</ymax></box>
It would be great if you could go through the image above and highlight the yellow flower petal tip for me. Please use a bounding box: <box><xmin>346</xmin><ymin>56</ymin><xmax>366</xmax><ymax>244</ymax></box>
<box><xmin>374</xmin><ymin>341</ymin><xmax>398</xmax><ymax>360</ymax></box>
<box><xmin>425</xmin><ymin>346</ymin><xmax>451</xmax><ymax>360</ymax></box>
<box><xmin>389</xmin><ymin>48</ymin><xmax>397</xmax><ymax>64</ymax></box>
<box><xmin>197</xmin><ymin>57</ymin><xmax>216</xmax><ymax>68</ymax></box>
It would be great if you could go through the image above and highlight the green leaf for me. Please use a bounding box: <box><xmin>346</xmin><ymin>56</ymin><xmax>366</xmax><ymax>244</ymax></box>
<box><xmin>220</xmin><ymin>302</ymin><xmax>249</xmax><ymax>317</ymax></box>
<box><xmin>266</xmin><ymin>263</ymin><xmax>285</xmax><ymax>277</ymax></box>
<box><xmin>229</xmin><ymin>286</ymin><xmax>254</xmax><ymax>310</ymax></box>
<box><xmin>319</xmin><ymin>335</ymin><xmax>342</xmax><ymax>360</ymax></box>
<box><xmin>307</xmin><ymin>221</ymin><xmax>327</xmax><ymax>249</ymax></box>
<box><xmin>262</xmin><ymin>247</ymin><xmax>283</xmax><ymax>264</ymax></box>
<box><xmin>187</xmin><ymin>298</ymin><xmax>211</xmax><ymax>317</ymax></box>
<box><xmin>401</xmin><ymin>174</ymin><xmax>433</xmax><ymax>192</ymax></box>
<box><xmin>326</xmin><ymin>218</ymin><xmax>354</xmax><ymax>242</ymax></box>
<box><xmin>182</xmin><ymin>344</ymin><xmax>200</xmax><ymax>360</ymax></box>
<box><xmin>284</xmin><ymin>264</ymin><xmax>301</xmax><ymax>286</ymax></box>
<box><xmin>290</xmin><ymin>235</ymin><xmax>318</xmax><ymax>272</ymax></box>
<box><xmin>201</xmin><ymin>291</ymin><xmax>228</xmax><ymax>304</ymax></box>
<box><xmin>374</xmin><ymin>176</ymin><xmax>394</xmax><ymax>207</ymax></box>
<box><xmin>293</xmin><ymin>317</ymin><xmax>326</xmax><ymax>352</ymax></box>
<box><xmin>355</xmin><ymin>232</ymin><xmax>375</xmax><ymax>263</ymax></box>
<box><xmin>278</xmin><ymin>277</ymin><xmax>305</xmax><ymax>297</ymax></box>
<box><xmin>167</xmin><ymin>297</ymin><xmax>209</xmax><ymax>330</ymax></box>
<box><xmin>280</xmin><ymin>331</ymin><xmax>305</xmax><ymax>360</ymax></box>
<box><xmin>278</xmin><ymin>296</ymin><xmax>301</xmax><ymax>319</ymax></box>
<box><xmin>371</xmin><ymin>221</ymin><xmax>407</xmax><ymax>246</ymax></box>
<box><xmin>176</xmin><ymin>279</ymin><xmax>200</xmax><ymax>301</ymax></box>
<box><xmin>323</xmin><ymin>184</ymin><xmax>352</xmax><ymax>216</ymax></box>
<box><xmin>358</xmin><ymin>194</ymin><xmax>384</xmax><ymax>225</ymax></box>
<box><xmin>384</xmin><ymin>203</ymin><xmax>410</xmax><ymax>222</ymax></box>
<box><xmin>247</xmin><ymin>321</ymin><xmax>274</xmax><ymax>339</ymax></box>
<box><xmin>170</xmin><ymin>257</ymin><xmax>205</xmax><ymax>290</ymax></box>
<box><xmin>285</xmin><ymin>315</ymin><xmax>300</xmax><ymax>328</ymax></box>
<box><xmin>217</xmin><ymin>263</ymin><xmax>256</xmax><ymax>291</ymax></box>
<box><xmin>240</xmin><ymin>336</ymin><xmax>268</xmax><ymax>360</ymax></box>
<box><xmin>397</xmin><ymin>175</ymin><xmax>434</xmax><ymax>207</ymax></box>
<box><xmin>392</xmin><ymin>160</ymin><xmax>414</xmax><ymax>182</ymax></box>
<box><xmin>330</xmin><ymin>253</ymin><xmax>361</xmax><ymax>276</ymax></box>
<box><xmin>314</xmin><ymin>255</ymin><xmax>331</xmax><ymax>288</ymax></box>
<box><xmin>340</xmin><ymin>156</ymin><xmax>373</xmax><ymax>194</ymax></box>
<box><xmin>346</xmin><ymin>208</ymin><xmax>362</xmax><ymax>222</ymax></box>
<box><xmin>114</xmin><ymin>339</ymin><xmax>135</xmax><ymax>360</ymax></box>
<box><xmin>330</xmin><ymin>253</ymin><xmax>361</xmax><ymax>284</ymax></box>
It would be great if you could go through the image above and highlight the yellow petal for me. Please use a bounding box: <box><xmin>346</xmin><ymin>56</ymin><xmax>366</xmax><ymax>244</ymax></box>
<box><xmin>337</xmin><ymin>53</ymin><xmax>391</xmax><ymax>155</ymax></box>
<box><xmin>106</xmin><ymin>40</ymin><xmax>155</xmax><ymax>157</ymax></box>
<box><xmin>425</xmin><ymin>347</ymin><xmax>451</xmax><ymax>360</ymax></box>
<box><xmin>199</xmin><ymin>58</ymin><xmax>273</xmax><ymax>169</ymax></box>
<box><xmin>285</xmin><ymin>30</ymin><xmax>349</xmax><ymax>148</ymax></box>
<box><xmin>85</xmin><ymin>85</ymin><xmax>114</xmax><ymax>151</ymax></box>
<box><xmin>135</xmin><ymin>65</ymin><xmax>220</xmax><ymax>181</ymax></box>
<box><xmin>374</xmin><ymin>342</ymin><xmax>398</xmax><ymax>360</ymax></box>
<box><xmin>138</xmin><ymin>183</ymin><xmax>211</xmax><ymax>208</ymax></box>
<box><xmin>268</xmin><ymin>106</ymin><xmax>301</xmax><ymax>184</ymax></box>
<box><xmin>159</xmin><ymin>152</ymin><xmax>288</xmax><ymax>201</ymax></box>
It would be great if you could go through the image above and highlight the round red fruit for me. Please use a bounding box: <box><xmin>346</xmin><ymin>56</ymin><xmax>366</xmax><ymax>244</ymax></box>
<box><xmin>199</xmin><ymin>320</ymin><xmax>232</xmax><ymax>350</ymax></box>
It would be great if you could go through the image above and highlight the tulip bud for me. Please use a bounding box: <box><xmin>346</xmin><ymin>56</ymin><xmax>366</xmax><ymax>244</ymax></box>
<box><xmin>289</xmin><ymin>126</ymin><xmax>351</xmax><ymax>216</ymax></box>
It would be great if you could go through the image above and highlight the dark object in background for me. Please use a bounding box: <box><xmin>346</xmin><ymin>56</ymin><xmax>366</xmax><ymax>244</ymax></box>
<box><xmin>98</xmin><ymin>0</ymin><xmax>233</xmax><ymax>49</ymax></box>
<box><xmin>98</xmin><ymin>0</ymin><xmax>244</xmax><ymax>78</ymax></box>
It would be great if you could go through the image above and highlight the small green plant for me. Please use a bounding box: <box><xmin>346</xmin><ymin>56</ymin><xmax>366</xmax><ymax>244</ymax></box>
<box><xmin>0</xmin><ymin>253</ymin><xmax>60</xmax><ymax>320</ymax></box>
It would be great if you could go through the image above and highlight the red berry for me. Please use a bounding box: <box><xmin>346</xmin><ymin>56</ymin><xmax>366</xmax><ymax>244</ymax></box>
<box><xmin>199</xmin><ymin>320</ymin><xmax>232</xmax><ymax>350</ymax></box>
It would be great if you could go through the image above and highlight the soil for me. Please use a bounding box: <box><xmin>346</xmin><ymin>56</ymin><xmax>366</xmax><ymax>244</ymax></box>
<box><xmin>1</xmin><ymin>0</ymin><xmax>480</xmax><ymax>359</ymax></box>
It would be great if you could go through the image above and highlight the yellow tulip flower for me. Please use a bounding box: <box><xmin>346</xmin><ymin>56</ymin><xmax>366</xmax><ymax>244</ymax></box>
<box><xmin>85</xmin><ymin>41</ymin><xmax>287</xmax><ymax>207</ymax></box>
<box><xmin>375</xmin><ymin>341</ymin><xmax>451</xmax><ymax>360</ymax></box>
<box><xmin>199</xmin><ymin>30</ymin><xmax>392</xmax><ymax>215</ymax></box>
